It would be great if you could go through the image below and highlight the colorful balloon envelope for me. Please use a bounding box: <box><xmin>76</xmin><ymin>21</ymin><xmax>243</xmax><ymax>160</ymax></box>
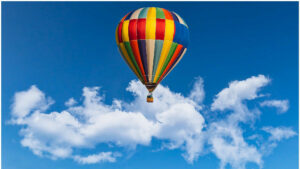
<box><xmin>115</xmin><ymin>7</ymin><xmax>189</xmax><ymax>102</ymax></box>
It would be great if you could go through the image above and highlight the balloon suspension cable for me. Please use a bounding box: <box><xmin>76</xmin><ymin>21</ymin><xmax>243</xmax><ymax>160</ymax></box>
<box><xmin>147</xmin><ymin>92</ymin><xmax>153</xmax><ymax>103</ymax></box>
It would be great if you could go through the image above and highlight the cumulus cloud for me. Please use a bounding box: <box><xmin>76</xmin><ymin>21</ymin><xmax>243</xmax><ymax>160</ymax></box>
<box><xmin>73</xmin><ymin>152</ymin><xmax>121</xmax><ymax>164</ymax></box>
<box><xmin>11</xmin><ymin>85</ymin><xmax>54</xmax><ymax>118</ymax></box>
<box><xmin>10</xmin><ymin>78</ymin><xmax>205</xmax><ymax>164</ymax></box>
<box><xmin>260</xmin><ymin>100</ymin><xmax>289</xmax><ymax>113</ymax></box>
<box><xmin>211</xmin><ymin>75</ymin><xmax>269</xmax><ymax>111</ymax></box>
<box><xmin>9</xmin><ymin>75</ymin><xmax>296</xmax><ymax>168</ymax></box>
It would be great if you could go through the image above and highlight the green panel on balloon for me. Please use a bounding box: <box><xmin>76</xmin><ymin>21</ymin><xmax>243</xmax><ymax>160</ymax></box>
<box><xmin>156</xmin><ymin>8</ymin><xmax>165</xmax><ymax>19</ymax></box>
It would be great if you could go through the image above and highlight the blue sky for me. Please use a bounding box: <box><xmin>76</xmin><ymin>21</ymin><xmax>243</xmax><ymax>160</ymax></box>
<box><xmin>2</xmin><ymin>2</ymin><xmax>298</xmax><ymax>169</ymax></box>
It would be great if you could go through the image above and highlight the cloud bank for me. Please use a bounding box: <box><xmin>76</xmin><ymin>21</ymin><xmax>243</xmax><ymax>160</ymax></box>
<box><xmin>9</xmin><ymin>75</ymin><xmax>296</xmax><ymax>168</ymax></box>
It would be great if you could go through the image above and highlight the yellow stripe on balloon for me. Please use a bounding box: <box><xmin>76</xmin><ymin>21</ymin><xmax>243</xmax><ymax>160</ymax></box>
<box><xmin>147</xmin><ymin>7</ymin><xmax>156</xmax><ymax>19</ymax></box>
<box><xmin>164</xmin><ymin>20</ymin><xmax>175</xmax><ymax>41</ymax></box>
<box><xmin>122</xmin><ymin>20</ymin><xmax>130</xmax><ymax>42</ymax></box>
<box><xmin>145</xmin><ymin>7</ymin><xmax>156</xmax><ymax>82</ymax></box>
<box><xmin>119</xmin><ymin>43</ymin><xmax>143</xmax><ymax>82</ymax></box>
<box><xmin>145</xmin><ymin>7</ymin><xmax>156</xmax><ymax>40</ymax></box>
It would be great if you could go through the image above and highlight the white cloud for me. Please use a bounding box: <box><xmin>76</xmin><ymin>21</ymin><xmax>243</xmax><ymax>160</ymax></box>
<box><xmin>73</xmin><ymin>152</ymin><xmax>121</xmax><ymax>164</ymax></box>
<box><xmin>10</xmin><ymin>80</ymin><xmax>205</xmax><ymax>164</ymax></box>
<box><xmin>154</xmin><ymin>103</ymin><xmax>205</xmax><ymax>163</ymax></box>
<box><xmin>206</xmin><ymin>75</ymin><xmax>271</xmax><ymax>168</ymax></box>
<box><xmin>260</xmin><ymin>100</ymin><xmax>289</xmax><ymax>113</ymax></box>
<box><xmin>211</xmin><ymin>75</ymin><xmax>270</xmax><ymax>111</ymax></box>
<box><xmin>208</xmin><ymin>122</ymin><xmax>262</xmax><ymax>169</ymax></box>
<box><xmin>262</xmin><ymin>126</ymin><xmax>296</xmax><ymax>141</ymax></box>
<box><xmin>9</xmin><ymin>75</ymin><xmax>295</xmax><ymax>168</ymax></box>
<box><xmin>189</xmin><ymin>77</ymin><xmax>205</xmax><ymax>104</ymax></box>
<box><xmin>11</xmin><ymin>85</ymin><xmax>53</xmax><ymax>118</ymax></box>
<box><xmin>65</xmin><ymin>97</ymin><xmax>77</xmax><ymax>107</ymax></box>
<box><xmin>259</xmin><ymin>126</ymin><xmax>297</xmax><ymax>155</ymax></box>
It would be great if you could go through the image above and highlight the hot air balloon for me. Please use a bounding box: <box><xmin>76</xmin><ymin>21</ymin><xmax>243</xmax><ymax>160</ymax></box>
<box><xmin>115</xmin><ymin>7</ymin><xmax>189</xmax><ymax>102</ymax></box>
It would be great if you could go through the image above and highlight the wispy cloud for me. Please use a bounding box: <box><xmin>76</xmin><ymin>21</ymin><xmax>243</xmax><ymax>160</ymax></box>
<box><xmin>65</xmin><ymin>97</ymin><xmax>77</xmax><ymax>107</ymax></box>
<box><xmin>262</xmin><ymin>126</ymin><xmax>296</xmax><ymax>141</ymax></box>
<box><xmin>73</xmin><ymin>152</ymin><xmax>121</xmax><ymax>164</ymax></box>
<box><xmin>9</xmin><ymin>75</ymin><xmax>296</xmax><ymax>168</ymax></box>
<box><xmin>260</xmin><ymin>126</ymin><xmax>297</xmax><ymax>155</ymax></box>
<box><xmin>260</xmin><ymin>100</ymin><xmax>289</xmax><ymax>113</ymax></box>
<box><xmin>189</xmin><ymin>77</ymin><xmax>205</xmax><ymax>104</ymax></box>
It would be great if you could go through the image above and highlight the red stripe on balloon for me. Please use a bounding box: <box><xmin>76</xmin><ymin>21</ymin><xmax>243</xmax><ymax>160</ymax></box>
<box><xmin>137</xmin><ymin>19</ymin><xmax>146</xmax><ymax>39</ymax></box>
<box><xmin>155</xmin><ymin>19</ymin><xmax>165</xmax><ymax>40</ymax></box>
<box><xmin>129</xmin><ymin>19</ymin><xmax>138</xmax><ymax>40</ymax></box>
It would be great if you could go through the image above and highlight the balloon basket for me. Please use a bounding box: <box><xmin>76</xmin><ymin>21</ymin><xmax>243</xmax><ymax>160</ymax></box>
<box><xmin>147</xmin><ymin>93</ymin><xmax>153</xmax><ymax>103</ymax></box>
